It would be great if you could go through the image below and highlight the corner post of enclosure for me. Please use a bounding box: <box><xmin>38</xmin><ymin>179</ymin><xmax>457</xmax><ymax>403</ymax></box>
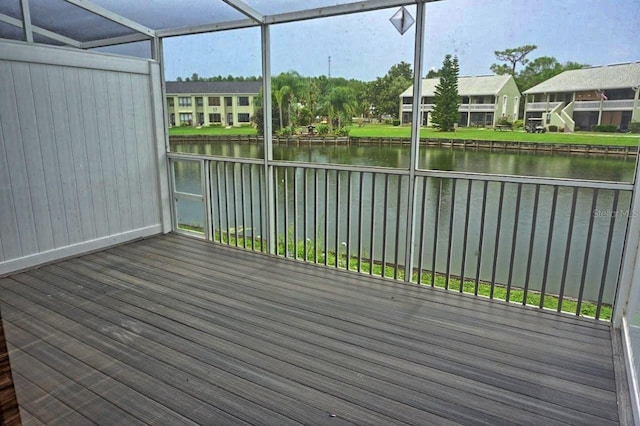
<box><xmin>261</xmin><ymin>24</ymin><xmax>276</xmax><ymax>254</ymax></box>
<box><xmin>150</xmin><ymin>36</ymin><xmax>173</xmax><ymax>233</ymax></box>
<box><xmin>403</xmin><ymin>1</ymin><xmax>426</xmax><ymax>282</ymax></box>
<box><xmin>20</xmin><ymin>0</ymin><xmax>33</xmax><ymax>43</ymax></box>
<box><xmin>613</xmin><ymin>151</ymin><xmax>640</xmax><ymax>326</ymax></box>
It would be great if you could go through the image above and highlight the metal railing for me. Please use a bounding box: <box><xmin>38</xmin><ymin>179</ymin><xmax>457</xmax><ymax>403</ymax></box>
<box><xmin>460</xmin><ymin>103</ymin><xmax>495</xmax><ymax>112</ymax></box>
<box><xmin>526</xmin><ymin>101</ymin><xmax>563</xmax><ymax>111</ymax></box>
<box><xmin>603</xmin><ymin>99</ymin><xmax>635</xmax><ymax>110</ymax></box>
<box><xmin>573</xmin><ymin>100</ymin><xmax>601</xmax><ymax>111</ymax></box>
<box><xmin>168</xmin><ymin>152</ymin><xmax>633</xmax><ymax>321</ymax></box>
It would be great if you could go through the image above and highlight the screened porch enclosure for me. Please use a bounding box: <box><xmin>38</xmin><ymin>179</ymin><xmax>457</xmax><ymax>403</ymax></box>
<box><xmin>0</xmin><ymin>0</ymin><xmax>639</xmax><ymax>424</ymax></box>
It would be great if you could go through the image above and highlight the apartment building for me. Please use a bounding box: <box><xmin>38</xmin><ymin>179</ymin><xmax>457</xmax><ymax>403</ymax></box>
<box><xmin>166</xmin><ymin>80</ymin><xmax>261</xmax><ymax>127</ymax></box>
<box><xmin>523</xmin><ymin>62</ymin><xmax>640</xmax><ymax>132</ymax></box>
<box><xmin>399</xmin><ymin>74</ymin><xmax>521</xmax><ymax>127</ymax></box>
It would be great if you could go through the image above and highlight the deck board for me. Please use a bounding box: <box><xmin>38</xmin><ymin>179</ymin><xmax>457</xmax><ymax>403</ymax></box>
<box><xmin>0</xmin><ymin>233</ymin><xmax>628</xmax><ymax>425</ymax></box>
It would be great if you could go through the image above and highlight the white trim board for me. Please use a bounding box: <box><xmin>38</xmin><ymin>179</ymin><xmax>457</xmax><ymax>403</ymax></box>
<box><xmin>0</xmin><ymin>225</ymin><xmax>163</xmax><ymax>277</ymax></box>
<box><xmin>0</xmin><ymin>38</ymin><xmax>152</xmax><ymax>74</ymax></box>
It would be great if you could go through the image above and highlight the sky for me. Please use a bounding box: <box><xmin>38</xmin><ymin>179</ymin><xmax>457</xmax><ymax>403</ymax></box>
<box><xmin>161</xmin><ymin>0</ymin><xmax>640</xmax><ymax>82</ymax></box>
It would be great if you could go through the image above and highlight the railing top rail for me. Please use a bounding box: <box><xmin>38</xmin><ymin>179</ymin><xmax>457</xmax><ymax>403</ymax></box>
<box><xmin>416</xmin><ymin>169</ymin><xmax>633</xmax><ymax>190</ymax></box>
<box><xmin>167</xmin><ymin>151</ymin><xmax>633</xmax><ymax>190</ymax></box>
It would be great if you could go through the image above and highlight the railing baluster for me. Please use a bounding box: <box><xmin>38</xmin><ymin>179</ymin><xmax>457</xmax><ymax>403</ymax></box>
<box><xmin>596</xmin><ymin>190</ymin><xmax>620</xmax><ymax>319</ymax></box>
<box><xmin>304</xmin><ymin>168</ymin><xmax>309</xmax><ymax>261</ymax></box>
<box><xmin>490</xmin><ymin>182</ymin><xmax>505</xmax><ymax>299</ymax></box>
<box><xmin>249</xmin><ymin>164</ymin><xmax>255</xmax><ymax>251</ymax></box>
<box><xmin>431</xmin><ymin>178</ymin><xmax>442</xmax><ymax>287</ymax></box>
<box><xmin>474</xmin><ymin>181</ymin><xmax>488</xmax><ymax>296</ymax></box>
<box><xmin>284</xmin><ymin>168</ymin><xmax>289</xmax><ymax>258</ymax></box>
<box><xmin>224</xmin><ymin>162</ymin><xmax>231</xmax><ymax>245</ymax></box>
<box><xmin>215</xmin><ymin>161</ymin><xmax>223</xmax><ymax>243</ymax></box>
<box><xmin>459</xmin><ymin>180</ymin><xmax>472</xmax><ymax>293</ymax></box>
<box><xmin>293</xmin><ymin>167</ymin><xmax>298</xmax><ymax>260</ymax></box>
<box><xmin>445</xmin><ymin>179</ymin><xmax>457</xmax><ymax>289</ymax></box>
<box><xmin>274</xmin><ymin>167</ymin><xmax>279</xmax><ymax>255</ymax></box>
<box><xmin>393</xmin><ymin>175</ymin><xmax>403</xmax><ymax>280</ymax></box>
<box><xmin>346</xmin><ymin>171</ymin><xmax>352</xmax><ymax>271</ymax></box>
<box><xmin>357</xmin><ymin>172</ymin><xmax>364</xmax><ymax>273</ymax></box>
<box><xmin>314</xmin><ymin>168</ymin><xmax>319</xmax><ymax>264</ymax></box>
<box><xmin>324</xmin><ymin>169</ymin><xmax>329</xmax><ymax>266</ymax></box>
<box><xmin>258</xmin><ymin>164</ymin><xmax>264</xmax><ymax>252</ymax></box>
<box><xmin>540</xmin><ymin>186</ymin><xmax>559</xmax><ymax>308</ymax></box>
<box><xmin>240</xmin><ymin>164</ymin><xmax>247</xmax><ymax>249</ymax></box>
<box><xmin>417</xmin><ymin>176</ymin><xmax>428</xmax><ymax>285</ymax></box>
<box><xmin>335</xmin><ymin>171</ymin><xmax>341</xmax><ymax>268</ymax></box>
<box><xmin>381</xmin><ymin>174</ymin><xmax>390</xmax><ymax>278</ymax></box>
<box><xmin>523</xmin><ymin>185</ymin><xmax>541</xmax><ymax>305</ymax></box>
<box><xmin>577</xmin><ymin>189</ymin><xmax>598</xmax><ymax>316</ymax></box>
<box><xmin>558</xmin><ymin>187</ymin><xmax>578</xmax><ymax>312</ymax></box>
<box><xmin>506</xmin><ymin>183</ymin><xmax>522</xmax><ymax>302</ymax></box>
<box><xmin>369</xmin><ymin>172</ymin><xmax>377</xmax><ymax>275</ymax></box>
<box><xmin>231</xmin><ymin>163</ymin><xmax>239</xmax><ymax>247</ymax></box>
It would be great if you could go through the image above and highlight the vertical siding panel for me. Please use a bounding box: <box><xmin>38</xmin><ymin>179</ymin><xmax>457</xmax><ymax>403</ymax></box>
<box><xmin>119</xmin><ymin>73</ymin><xmax>144</xmax><ymax>229</ymax></box>
<box><xmin>10</xmin><ymin>62</ymin><xmax>54</xmax><ymax>252</ymax></box>
<box><xmin>77</xmin><ymin>68</ymin><xmax>109</xmax><ymax>238</ymax></box>
<box><xmin>105</xmin><ymin>72</ymin><xmax>133</xmax><ymax>231</ymax></box>
<box><xmin>131</xmin><ymin>74</ymin><xmax>159</xmax><ymax>226</ymax></box>
<box><xmin>29</xmin><ymin>64</ymin><xmax>69</xmax><ymax>248</ymax></box>
<box><xmin>140</xmin><ymin>74</ymin><xmax>162</xmax><ymax>224</ymax></box>
<box><xmin>92</xmin><ymin>71</ymin><xmax>121</xmax><ymax>234</ymax></box>
<box><xmin>63</xmin><ymin>67</ymin><xmax>97</xmax><ymax>241</ymax></box>
<box><xmin>46</xmin><ymin>65</ymin><xmax>83</xmax><ymax>245</ymax></box>
<box><xmin>0</xmin><ymin>118</ymin><xmax>22</xmax><ymax>261</ymax></box>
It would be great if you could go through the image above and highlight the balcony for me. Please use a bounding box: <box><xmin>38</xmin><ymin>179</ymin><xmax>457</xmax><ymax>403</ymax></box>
<box><xmin>0</xmin><ymin>233</ymin><xmax>627</xmax><ymax>424</ymax></box>
<box><xmin>526</xmin><ymin>101</ymin><xmax>563</xmax><ymax>111</ymax></box>
<box><xmin>460</xmin><ymin>103</ymin><xmax>496</xmax><ymax>112</ymax></box>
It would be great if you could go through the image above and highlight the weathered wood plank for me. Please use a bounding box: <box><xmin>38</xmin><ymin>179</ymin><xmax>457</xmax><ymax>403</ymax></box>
<box><xmin>0</xmin><ymin>234</ymin><xmax>628</xmax><ymax>424</ymax></box>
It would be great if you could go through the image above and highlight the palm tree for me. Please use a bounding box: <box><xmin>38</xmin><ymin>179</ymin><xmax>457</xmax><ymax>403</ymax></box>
<box><xmin>328</xmin><ymin>86</ymin><xmax>356</xmax><ymax>130</ymax></box>
<box><xmin>274</xmin><ymin>85</ymin><xmax>291</xmax><ymax>130</ymax></box>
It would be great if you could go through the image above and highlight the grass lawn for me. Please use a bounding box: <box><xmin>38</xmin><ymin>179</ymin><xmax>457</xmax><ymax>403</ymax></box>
<box><xmin>169</xmin><ymin>126</ymin><xmax>257</xmax><ymax>136</ymax></box>
<box><xmin>168</xmin><ymin>123</ymin><xmax>639</xmax><ymax>146</ymax></box>
<box><xmin>348</xmin><ymin>124</ymin><xmax>640</xmax><ymax>146</ymax></box>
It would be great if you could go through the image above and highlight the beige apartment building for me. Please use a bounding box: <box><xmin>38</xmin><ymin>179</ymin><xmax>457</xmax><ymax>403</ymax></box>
<box><xmin>166</xmin><ymin>81</ymin><xmax>261</xmax><ymax>127</ymax></box>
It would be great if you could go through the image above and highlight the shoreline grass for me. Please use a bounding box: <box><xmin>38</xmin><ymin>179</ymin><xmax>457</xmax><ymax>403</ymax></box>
<box><xmin>178</xmin><ymin>225</ymin><xmax>611</xmax><ymax>321</ymax></box>
<box><xmin>169</xmin><ymin>123</ymin><xmax>638</xmax><ymax>146</ymax></box>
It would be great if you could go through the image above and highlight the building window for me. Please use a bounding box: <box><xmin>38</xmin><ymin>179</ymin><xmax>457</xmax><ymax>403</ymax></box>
<box><xmin>238</xmin><ymin>96</ymin><xmax>250</xmax><ymax>106</ymax></box>
<box><xmin>198</xmin><ymin>113</ymin><xmax>204</xmax><ymax>125</ymax></box>
<box><xmin>178</xmin><ymin>97</ymin><xmax>192</xmax><ymax>107</ymax></box>
<box><xmin>209</xmin><ymin>97</ymin><xmax>220</xmax><ymax>106</ymax></box>
<box><xmin>513</xmin><ymin>96</ymin><xmax>519</xmax><ymax>120</ymax></box>
<box><xmin>403</xmin><ymin>97</ymin><xmax>413</xmax><ymax>105</ymax></box>
<box><xmin>167</xmin><ymin>97</ymin><xmax>174</xmax><ymax>107</ymax></box>
<box><xmin>196</xmin><ymin>97</ymin><xmax>203</xmax><ymax>107</ymax></box>
<box><xmin>209</xmin><ymin>113</ymin><xmax>221</xmax><ymax>122</ymax></box>
<box><xmin>238</xmin><ymin>113</ymin><xmax>250</xmax><ymax>123</ymax></box>
<box><xmin>179</xmin><ymin>113</ymin><xmax>193</xmax><ymax>124</ymax></box>
<box><xmin>502</xmin><ymin>95</ymin><xmax>508</xmax><ymax>115</ymax></box>
<box><xmin>225</xmin><ymin>97</ymin><xmax>233</xmax><ymax>107</ymax></box>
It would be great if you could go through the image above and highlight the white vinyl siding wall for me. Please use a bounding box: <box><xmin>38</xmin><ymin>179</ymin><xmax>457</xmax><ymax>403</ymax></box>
<box><xmin>0</xmin><ymin>41</ymin><xmax>167</xmax><ymax>275</ymax></box>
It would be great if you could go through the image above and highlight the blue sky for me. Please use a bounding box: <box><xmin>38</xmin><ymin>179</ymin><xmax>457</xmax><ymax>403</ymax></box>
<box><xmin>162</xmin><ymin>0</ymin><xmax>639</xmax><ymax>82</ymax></box>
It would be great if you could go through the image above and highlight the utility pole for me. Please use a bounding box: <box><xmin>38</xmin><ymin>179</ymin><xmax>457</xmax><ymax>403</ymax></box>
<box><xmin>328</xmin><ymin>56</ymin><xmax>331</xmax><ymax>78</ymax></box>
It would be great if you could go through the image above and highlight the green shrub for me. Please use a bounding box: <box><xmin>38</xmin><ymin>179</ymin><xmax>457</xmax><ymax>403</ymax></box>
<box><xmin>548</xmin><ymin>125</ymin><xmax>558</xmax><ymax>132</ymax></box>
<box><xmin>512</xmin><ymin>119</ymin><xmax>524</xmax><ymax>129</ymax></box>
<box><xmin>209</xmin><ymin>123</ymin><xmax>222</xmax><ymax>127</ymax></box>
<box><xmin>497</xmin><ymin>117</ymin><xmax>512</xmax><ymax>126</ymax></box>
<box><xmin>383</xmin><ymin>119</ymin><xmax>393</xmax><ymax>125</ymax></box>
<box><xmin>180</xmin><ymin>122</ymin><xmax>190</xmax><ymax>127</ymax></box>
<box><xmin>592</xmin><ymin>124</ymin><xmax>617</xmax><ymax>132</ymax></box>
<box><xmin>392</xmin><ymin>119</ymin><xmax>401</xmax><ymax>126</ymax></box>
<box><xmin>317</xmin><ymin>124</ymin><xmax>330</xmax><ymax>135</ymax></box>
<box><xmin>278</xmin><ymin>127</ymin><xmax>293</xmax><ymax>136</ymax></box>
<box><xmin>334</xmin><ymin>127</ymin><xmax>350</xmax><ymax>137</ymax></box>
<box><xmin>630</xmin><ymin>122</ymin><xmax>640</xmax><ymax>134</ymax></box>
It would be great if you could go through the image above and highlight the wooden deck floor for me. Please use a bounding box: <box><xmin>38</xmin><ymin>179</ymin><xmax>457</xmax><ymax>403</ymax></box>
<box><xmin>0</xmin><ymin>233</ymin><xmax>630</xmax><ymax>425</ymax></box>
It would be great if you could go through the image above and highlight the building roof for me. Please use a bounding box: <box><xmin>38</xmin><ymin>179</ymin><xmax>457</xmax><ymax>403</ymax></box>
<box><xmin>165</xmin><ymin>81</ymin><xmax>262</xmax><ymax>95</ymax></box>
<box><xmin>400</xmin><ymin>74</ymin><xmax>514</xmax><ymax>98</ymax></box>
<box><xmin>523</xmin><ymin>62</ymin><xmax>640</xmax><ymax>94</ymax></box>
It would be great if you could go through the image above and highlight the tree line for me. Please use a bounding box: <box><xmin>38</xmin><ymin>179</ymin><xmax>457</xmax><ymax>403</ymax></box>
<box><xmin>175</xmin><ymin>45</ymin><xmax>586</xmax><ymax>133</ymax></box>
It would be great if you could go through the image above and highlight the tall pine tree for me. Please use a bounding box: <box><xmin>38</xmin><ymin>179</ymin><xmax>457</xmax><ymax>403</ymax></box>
<box><xmin>431</xmin><ymin>55</ymin><xmax>460</xmax><ymax>132</ymax></box>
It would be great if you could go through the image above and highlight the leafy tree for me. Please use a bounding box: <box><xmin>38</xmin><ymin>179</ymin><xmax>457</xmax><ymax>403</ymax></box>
<box><xmin>369</xmin><ymin>62</ymin><xmax>413</xmax><ymax>119</ymax></box>
<box><xmin>431</xmin><ymin>55</ymin><xmax>460</xmax><ymax>132</ymax></box>
<box><xmin>327</xmin><ymin>86</ymin><xmax>356</xmax><ymax>129</ymax></box>
<box><xmin>490</xmin><ymin>44</ymin><xmax>538</xmax><ymax>75</ymax></box>
<box><xmin>191</xmin><ymin>73</ymin><xmax>200</xmax><ymax>81</ymax></box>
<box><xmin>426</xmin><ymin>67</ymin><xmax>442</xmax><ymax>78</ymax></box>
<box><xmin>517</xmin><ymin>57</ymin><xmax>586</xmax><ymax>91</ymax></box>
<box><xmin>176</xmin><ymin>77</ymin><xmax>183</xmax><ymax>82</ymax></box>
<box><xmin>274</xmin><ymin>86</ymin><xmax>291</xmax><ymax>130</ymax></box>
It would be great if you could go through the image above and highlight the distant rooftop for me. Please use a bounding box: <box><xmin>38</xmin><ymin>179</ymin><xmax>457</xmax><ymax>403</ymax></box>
<box><xmin>165</xmin><ymin>80</ymin><xmax>262</xmax><ymax>95</ymax></box>
<box><xmin>523</xmin><ymin>62</ymin><xmax>640</xmax><ymax>94</ymax></box>
<box><xmin>400</xmin><ymin>74</ymin><xmax>515</xmax><ymax>98</ymax></box>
